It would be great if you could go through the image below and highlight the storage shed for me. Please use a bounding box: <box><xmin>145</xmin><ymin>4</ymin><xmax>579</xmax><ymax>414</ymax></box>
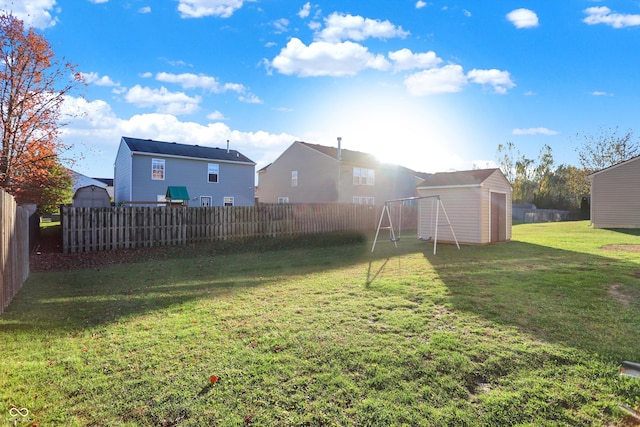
<box><xmin>588</xmin><ymin>155</ymin><xmax>640</xmax><ymax>228</ymax></box>
<box><xmin>416</xmin><ymin>168</ymin><xmax>512</xmax><ymax>245</ymax></box>
<box><xmin>72</xmin><ymin>185</ymin><xmax>111</xmax><ymax>208</ymax></box>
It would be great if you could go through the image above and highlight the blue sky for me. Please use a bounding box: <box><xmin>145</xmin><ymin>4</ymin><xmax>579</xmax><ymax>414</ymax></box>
<box><xmin>4</xmin><ymin>0</ymin><xmax>640</xmax><ymax>179</ymax></box>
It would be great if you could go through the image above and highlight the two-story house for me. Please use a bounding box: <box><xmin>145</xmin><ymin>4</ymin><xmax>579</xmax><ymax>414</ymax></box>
<box><xmin>114</xmin><ymin>137</ymin><xmax>256</xmax><ymax>207</ymax></box>
<box><xmin>256</xmin><ymin>140</ymin><xmax>427</xmax><ymax>205</ymax></box>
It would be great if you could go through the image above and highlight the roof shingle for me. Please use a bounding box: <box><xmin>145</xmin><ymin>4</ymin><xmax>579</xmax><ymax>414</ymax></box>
<box><xmin>122</xmin><ymin>136</ymin><xmax>255</xmax><ymax>164</ymax></box>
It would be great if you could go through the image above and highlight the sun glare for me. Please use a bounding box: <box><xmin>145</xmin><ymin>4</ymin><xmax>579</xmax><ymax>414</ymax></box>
<box><xmin>300</xmin><ymin>84</ymin><xmax>475</xmax><ymax>173</ymax></box>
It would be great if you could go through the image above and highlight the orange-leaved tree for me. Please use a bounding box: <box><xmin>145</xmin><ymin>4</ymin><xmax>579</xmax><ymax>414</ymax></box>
<box><xmin>0</xmin><ymin>12</ymin><xmax>83</xmax><ymax>209</ymax></box>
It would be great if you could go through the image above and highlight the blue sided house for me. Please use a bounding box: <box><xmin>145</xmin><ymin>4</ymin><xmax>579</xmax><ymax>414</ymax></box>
<box><xmin>114</xmin><ymin>137</ymin><xmax>256</xmax><ymax>207</ymax></box>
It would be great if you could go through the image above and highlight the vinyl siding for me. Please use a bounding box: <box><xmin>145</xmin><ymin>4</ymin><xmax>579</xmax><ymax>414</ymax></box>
<box><xmin>114</xmin><ymin>140</ymin><xmax>132</xmax><ymax>203</ymax></box>
<box><xmin>418</xmin><ymin>187</ymin><xmax>482</xmax><ymax>244</ymax></box>
<box><xmin>590</xmin><ymin>158</ymin><xmax>640</xmax><ymax>228</ymax></box>
<box><xmin>257</xmin><ymin>143</ymin><xmax>338</xmax><ymax>203</ymax></box>
<box><xmin>483</xmin><ymin>172</ymin><xmax>512</xmax><ymax>242</ymax></box>
<box><xmin>417</xmin><ymin>170</ymin><xmax>512</xmax><ymax>244</ymax></box>
<box><xmin>130</xmin><ymin>154</ymin><xmax>255</xmax><ymax>206</ymax></box>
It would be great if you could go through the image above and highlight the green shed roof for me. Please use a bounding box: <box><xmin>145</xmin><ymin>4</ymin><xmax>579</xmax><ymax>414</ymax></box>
<box><xmin>166</xmin><ymin>186</ymin><xmax>190</xmax><ymax>200</ymax></box>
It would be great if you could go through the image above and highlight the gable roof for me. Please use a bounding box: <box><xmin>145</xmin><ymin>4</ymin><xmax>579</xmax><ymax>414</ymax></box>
<box><xmin>122</xmin><ymin>136</ymin><xmax>255</xmax><ymax>164</ymax></box>
<box><xmin>418</xmin><ymin>168</ymin><xmax>503</xmax><ymax>187</ymax></box>
<box><xmin>298</xmin><ymin>141</ymin><xmax>380</xmax><ymax>165</ymax></box>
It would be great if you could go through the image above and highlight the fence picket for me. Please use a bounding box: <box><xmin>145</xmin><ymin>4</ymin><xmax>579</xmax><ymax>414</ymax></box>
<box><xmin>61</xmin><ymin>204</ymin><xmax>405</xmax><ymax>253</ymax></box>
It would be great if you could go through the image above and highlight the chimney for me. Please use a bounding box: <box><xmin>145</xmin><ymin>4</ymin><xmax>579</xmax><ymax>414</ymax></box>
<box><xmin>337</xmin><ymin>137</ymin><xmax>342</xmax><ymax>161</ymax></box>
<box><xmin>226</xmin><ymin>139</ymin><xmax>230</xmax><ymax>153</ymax></box>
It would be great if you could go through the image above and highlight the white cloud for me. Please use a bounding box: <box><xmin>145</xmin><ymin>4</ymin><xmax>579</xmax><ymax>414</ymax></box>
<box><xmin>404</xmin><ymin>64</ymin><xmax>468</xmax><ymax>96</ymax></box>
<box><xmin>89</xmin><ymin>0</ymin><xmax>108</xmax><ymax>3</ymax></box>
<box><xmin>80</xmin><ymin>72</ymin><xmax>119</xmax><ymax>87</ymax></box>
<box><xmin>60</xmin><ymin>96</ymin><xmax>298</xmax><ymax>176</ymax></box>
<box><xmin>272</xmin><ymin>18</ymin><xmax>289</xmax><ymax>33</ymax></box>
<box><xmin>388</xmin><ymin>48</ymin><xmax>441</xmax><ymax>71</ymax></box>
<box><xmin>583</xmin><ymin>6</ymin><xmax>640</xmax><ymax>28</ymax></box>
<box><xmin>124</xmin><ymin>85</ymin><xmax>201</xmax><ymax>115</ymax></box>
<box><xmin>139</xmin><ymin>6</ymin><xmax>151</xmax><ymax>14</ymax></box>
<box><xmin>506</xmin><ymin>8</ymin><xmax>539</xmax><ymax>29</ymax></box>
<box><xmin>0</xmin><ymin>0</ymin><xmax>58</xmax><ymax>29</ymax></box>
<box><xmin>415</xmin><ymin>1</ymin><xmax>427</xmax><ymax>9</ymax></box>
<box><xmin>207</xmin><ymin>110</ymin><xmax>226</xmax><ymax>120</ymax></box>
<box><xmin>155</xmin><ymin>72</ymin><xmax>246</xmax><ymax>93</ymax></box>
<box><xmin>512</xmin><ymin>127</ymin><xmax>558</xmax><ymax>136</ymax></box>
<box><xmin>177</xmin><ymin>0</ymin><xmax>244</xmax><ymax>18</ymax></box>
<box><xmin>239</xmin><ymin>94</ymin><xmax>263</xmax><ymax>104</ymax></box>
<box><xmin>591</xmin><ymin>90</ymin><xmax>611</xmax><ymax>96</ymax></box>
<box><xmin>271</xmin><ymin>37</ymin><xmax>390</xmax><ymax>77</ymax></box>
<box><xmin>316</xmin><ymin>13</ymin><xmax>409</xmax><ymax>43</ymax></box>
<box><xmin>467</xmin><ymin>69</ymin><xmax>515</xmax><ymax>94</ymax></box>
<box><xmin>298</xmin><ymin>2</ymin><xmax>311</xmax><ymax>19</ymax></box>
<box><xmin>463</xmin><ymin>9</ymin><xmax>471</xmax><ymax>18</ymax></box>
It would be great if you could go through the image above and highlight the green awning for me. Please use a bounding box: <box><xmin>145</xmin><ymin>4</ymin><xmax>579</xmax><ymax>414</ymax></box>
<box><xmin>166</xmin><ymin>186</ymin><xmax>190</xmax><ymax>200</ymax></box>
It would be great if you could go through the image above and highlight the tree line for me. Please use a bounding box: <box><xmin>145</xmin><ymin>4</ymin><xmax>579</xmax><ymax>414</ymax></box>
<box><xmin>497</xmin><ymin>127</ymin><xmax>639</xmax><ymax>211</ymax></box>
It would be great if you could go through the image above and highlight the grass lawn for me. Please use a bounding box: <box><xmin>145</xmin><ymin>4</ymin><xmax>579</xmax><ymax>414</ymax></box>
<box><xmin>2</xmin><ymin>221</ymin><xmax>640</xmax><ymax>426</ymax></box>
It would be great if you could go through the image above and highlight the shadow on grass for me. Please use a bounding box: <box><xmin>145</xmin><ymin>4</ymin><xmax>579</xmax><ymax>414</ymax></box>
<box><xmin>423</xmin><ymin>240</ymin><xmax>640</xmax><ymax>361</ymax></box>
<box><xmin>3</xmin><ymin>232</ymin><xmax>406</xmax><ymax>334</ymax></box>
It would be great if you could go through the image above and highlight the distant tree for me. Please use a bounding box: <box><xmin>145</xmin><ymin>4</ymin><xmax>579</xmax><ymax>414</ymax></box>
<box><xmin>575</xmin><ymin>126</ymin><xmax>639</xmax><ymax>173</ymax></box>
<box><xmin>0</xmin><ymin>12</ymin><xmax>82</xmax><ymax>206</ymax></box>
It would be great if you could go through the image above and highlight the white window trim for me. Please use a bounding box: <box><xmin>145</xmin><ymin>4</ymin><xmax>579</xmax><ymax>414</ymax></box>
<box><xmin>152</xmin><ymin>158</ymin><xmax>165</xmax><ymax>180</ymax></box>
<box><xmin>208</xmin><ymin>163</ymin><xmax>219</xmax><ymax>183</ymax></box>
<box><xmin>278</xmin><ymin>196</ymin><xmax>289</xmax><ymax>204</ymax></box>
<box><xmin>291</xmin><ymin>170</ymin><xmax>298</xmax><ymax>187</ymax></box>
<box><xmin>223</xmin><ymin>196</ymin><xmax>234</xmax><ymax>206</ymax></box>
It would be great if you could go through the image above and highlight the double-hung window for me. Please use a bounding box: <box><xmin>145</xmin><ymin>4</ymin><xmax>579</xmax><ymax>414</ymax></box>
<box><xmin>152</xmin><ymin>159</ymin><xmax>165</xmax><ymax>180</ymax></box>
<box><xmin>353</xmin><ymin>167</ymin><xmax>375</xmax><ymax>186</ymax></box>
<box><xmin>208</xmin><ymin>163</ymin><xmax>219</xmax><ymax>183</ymax></box>
<box><xmin>291</xmin><ymin>170</ymin><xmax>298</xmax><ymax>187</ymax></box>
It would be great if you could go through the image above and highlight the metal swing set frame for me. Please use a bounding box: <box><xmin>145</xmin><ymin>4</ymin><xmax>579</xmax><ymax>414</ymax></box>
<box><xmin>371</xmin><ymin>195</ymin><xmax>460</xmax><ymax>255</ymax></box>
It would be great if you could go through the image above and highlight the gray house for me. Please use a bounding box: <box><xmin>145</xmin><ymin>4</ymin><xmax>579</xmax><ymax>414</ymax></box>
<box><xmin>114</xmin><ymin>137</ymin><xmax>256</xmax><ymax>207</ymax></box>
<box><xmin>257</xmin><ymin>140</ymin><xmax>427</xmax><ymax>205</ymax></box>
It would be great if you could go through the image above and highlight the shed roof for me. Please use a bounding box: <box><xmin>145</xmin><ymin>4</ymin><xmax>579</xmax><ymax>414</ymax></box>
<box><xmin>418</xmin><ymin>168</ymin><xmax>501</xmax><ymax>187</ymax></box>
<box><xmin>122</xmin><ymin>136</ymin><xmax>255</xmax><ymax>164</ymax></box>
<box><xmin>587</xmin><ymin>154</ymin><xmax>640</xmax><ymax>178</ymax></box>
<box><xmin>166</xmin><ymin>186</ymin><xmax>190</xmax><ymax>200</ymax></box>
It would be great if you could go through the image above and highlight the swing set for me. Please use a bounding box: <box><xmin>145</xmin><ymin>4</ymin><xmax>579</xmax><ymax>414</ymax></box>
<box><xmin>371</xmin><ymin>195</ymin><xmax>460</xmax><ymax>255</ymax></box>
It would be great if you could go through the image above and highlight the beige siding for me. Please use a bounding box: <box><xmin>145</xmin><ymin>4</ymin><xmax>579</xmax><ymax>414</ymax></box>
<box><xmin>257</xmin><ymin>143</ymin><xmax>338</xmax><ymax>203</ymax></box>
<box><xmin>483</xmin><ymin>171</ymin><xmax>512</xmax><ymax>242</ymax></box>
<box><xmin>417</xmin><ymin>170</ymin><xmax>512</xmax><ymax>245</ymax></box>
<box><xmin>591</xmin><ymin>158</ymin><xmax>640</xmax><ymax>228</ymax></box>
<box><xmin>418</xmin><ymin>187</ymin><xmax>482</xmax><ymax>244</ymax></box>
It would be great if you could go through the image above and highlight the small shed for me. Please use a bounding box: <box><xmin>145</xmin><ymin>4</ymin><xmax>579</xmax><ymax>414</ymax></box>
<box><xmin>588</xmin><ymin>155</ymin><xmax>640</xmax><ymax>228</ymax></box>
<box><xmin>72</xmin><ymin>185</ymin><xmax>111</xmax><ymax>208</ymax></box>
<box><xmin>165</xmin><ymin>186</ymin><xmax>190</xmax><ymax>205</ymax></box>
<box><xmin>416</xmin><ymin>168</ymin><xmax>512</xmax><ymax>245</ymax></box>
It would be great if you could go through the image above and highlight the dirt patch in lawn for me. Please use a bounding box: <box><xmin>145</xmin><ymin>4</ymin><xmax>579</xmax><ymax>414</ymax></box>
<box><xmin>601</xmin><ymin>244</ymin><xmax>640</xmax><ymax>253</ymax></box>
<box><xmin>608</xmin><ymin>283</ymin><xmax>639</xmax><ymax>308</ymax></box>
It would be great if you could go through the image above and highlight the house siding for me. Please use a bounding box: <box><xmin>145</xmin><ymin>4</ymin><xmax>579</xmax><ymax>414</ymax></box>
<box><xmin>130</xmin><ymin>154</ymin><xmax>255</xmax><ymax>206</ymax></box>
<box><xmin>257</xmin><ymin>141</ymin><xmax>422</xmax><ymax>205</ymax></box>
<box><xmin>114</xmin><ymin>141</ymin><xmax>132</xmax><ymax>203</ymax></box>
<box><xmin>590</xmin><ymin>157</ymin><xmax>640</xmax><ymax>228</ymax></box>
<box><xmin>258</xmin><ymin>143</ymin><xmax>338</xmax><ymax>203</ymax></box>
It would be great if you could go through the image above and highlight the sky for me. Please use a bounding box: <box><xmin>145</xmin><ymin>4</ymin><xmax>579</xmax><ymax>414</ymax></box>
<box><xmin>3</xmin><ymin>0</ymin><xmax>640</xmax><ymax>181</ymax></box>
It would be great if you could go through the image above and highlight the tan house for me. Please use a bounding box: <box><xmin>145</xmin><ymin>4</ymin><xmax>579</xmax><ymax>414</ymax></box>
<box><xmin>588</xmin><ymin>156</ymin><xmax>640</xmax><ymax>228</ymax></box>
<box><xmin>416</xmin><ymin>168</ymin><xmax>512</xmax><ymax>245</ymax></box>
<box><xmin>256</xmin><ymin>140</ymin><xmax>427</xmax><ymax>205</ymax></box>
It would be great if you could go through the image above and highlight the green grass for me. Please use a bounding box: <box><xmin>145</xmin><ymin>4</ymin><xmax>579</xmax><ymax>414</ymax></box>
<box><xmin>2</xmin><ymin>222</ymin><xmax>640</xmax><ymax>426</ymax></box>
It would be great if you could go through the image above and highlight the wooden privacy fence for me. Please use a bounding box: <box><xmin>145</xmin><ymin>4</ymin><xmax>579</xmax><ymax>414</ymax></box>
<box><xmin>62</xmin><ymin>204</ymin><xmax>411</xmax><ymax>253</ymax></box>
<box><xmin>0</xmin><ymin>189</ymin><xmax>30</xmax><ymax>315</ymax></box>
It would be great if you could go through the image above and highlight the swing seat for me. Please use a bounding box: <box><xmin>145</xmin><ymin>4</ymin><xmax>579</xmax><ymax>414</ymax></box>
<box><xmin>390</xmin><ymin>237</ymin><xmax>401</xmax><ymax>242</ymax></box>
<box><xmin>418</xmin><ymin>236</ymin><xmax>432</xmax><ymax>242</ymax></box>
